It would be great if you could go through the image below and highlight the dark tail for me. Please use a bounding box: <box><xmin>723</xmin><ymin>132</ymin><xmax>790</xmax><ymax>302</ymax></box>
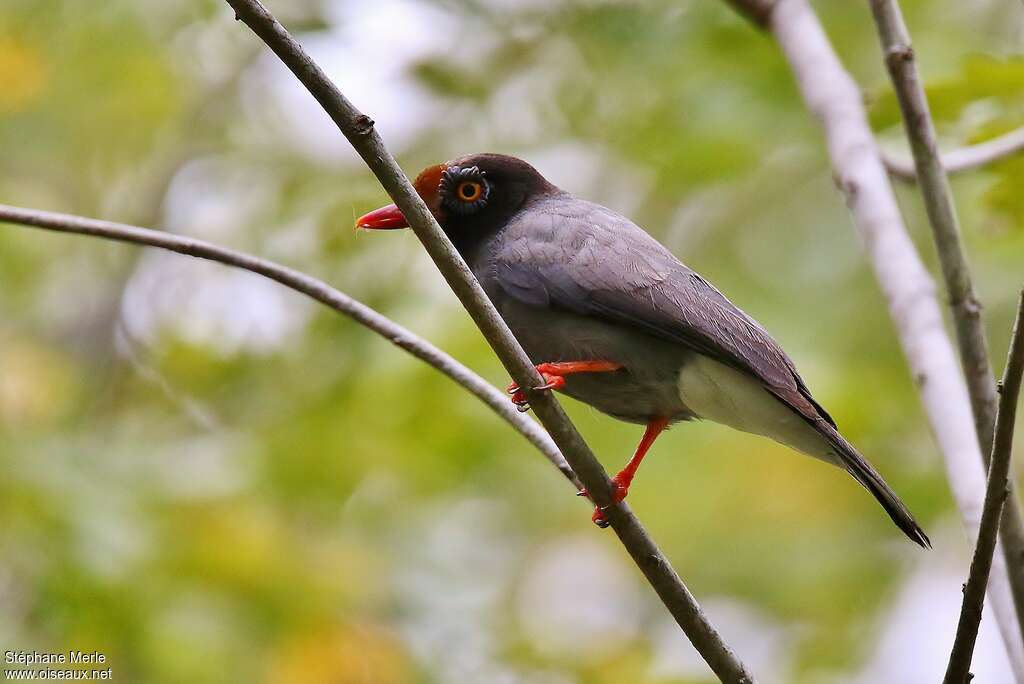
<box><xmin>830</xmin><ymin>432</ymin><xmax>931</xmax><ymax>548</ymax></box>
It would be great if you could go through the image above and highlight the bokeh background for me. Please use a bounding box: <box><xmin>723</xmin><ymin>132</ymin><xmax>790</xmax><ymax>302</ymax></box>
<box><xmin>2</xmin><ymin>0</ymin><xmax>1024</xmax><ymax>681</ymax></box>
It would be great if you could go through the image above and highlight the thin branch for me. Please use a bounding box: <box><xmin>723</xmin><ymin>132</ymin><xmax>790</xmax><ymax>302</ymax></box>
<box><xmin>946</xmin><ymin>290</ymin><xmax>1024</xmax><ymax>684</ymax></box>
<box><xmin>222</xmin><ymin>1</ymin><xmax>755</xmax><ymax>681</ymax></box>
<box><xmin>869</xmin><ymin>0</ymin><xmax>1024</xmax><ymax>639</ymax></box>
<box><xmin>0</xmin><ymin>203</ymin><xmax>579</xmax><ymax>488</ymax></box>
<box><xmin>723</xmin><ymin>0</ymin><xmax>1024</xmax><ymax>676</ymax></box>
<box><xmin>883</xmin><ymin>126</ymin><xmax>1024</xmax><ymax>181</ymax></box>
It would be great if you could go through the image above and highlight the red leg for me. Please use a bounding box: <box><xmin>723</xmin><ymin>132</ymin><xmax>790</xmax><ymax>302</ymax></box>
<box><xmin>507</xmin><ymin>360</ymin><xmax>622</xmax><ymax>411</ymax></box>
<box><xmin>590</xmin><ymin>416</ymin><xmax>670</xmax><ymax>528</ymax></box>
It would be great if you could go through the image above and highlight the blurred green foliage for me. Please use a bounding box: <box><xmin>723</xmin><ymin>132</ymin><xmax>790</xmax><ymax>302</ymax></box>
<box><xmin>1</xmin><ymin>0</ymin><xmax>1023</xmax><ymax>682</ymax></box>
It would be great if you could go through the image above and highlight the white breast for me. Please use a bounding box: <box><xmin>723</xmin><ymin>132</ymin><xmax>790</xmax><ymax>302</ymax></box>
<box><xmin>677</xmin><ymin>355</ymin><xmax>837</xmax><ymax>465</ymax></box>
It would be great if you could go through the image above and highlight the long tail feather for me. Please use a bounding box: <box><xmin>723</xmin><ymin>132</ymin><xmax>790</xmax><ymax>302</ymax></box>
<box><xmin>830</xmin><ymin>431</ymin><xmax>930</xmax><ymax>548</ymax></box>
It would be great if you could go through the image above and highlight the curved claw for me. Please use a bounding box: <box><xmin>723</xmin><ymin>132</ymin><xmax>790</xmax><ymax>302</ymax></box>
<box><xmin>507</xmin><ymin>380</ymin><xmax>530</xmax><ymax>410</ymax></box>
<box><xmin>587</xmin><ymin>475</ymin><xmax>631</xmax><ymax>528</ymax></box>
<box><xmin>506</xmin><ymin>371</ymin><xmax>566</xmax><ymax>412</ymax></box>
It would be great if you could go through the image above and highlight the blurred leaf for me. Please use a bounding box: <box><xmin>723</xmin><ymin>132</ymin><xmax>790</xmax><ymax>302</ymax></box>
<box><xmin>0</xmin><ymin>37</ymin><xmax>48</xmax><ymax>114</ymax></box>
<box><xmin>265</xmin><ymin>623</ymin><xmax>413</xmax><ymax>684</ymax></box>
<box><xmin>871</xmin><ymin>54</ymin><xmax>1024</xmax><ymax>130</ymax></box>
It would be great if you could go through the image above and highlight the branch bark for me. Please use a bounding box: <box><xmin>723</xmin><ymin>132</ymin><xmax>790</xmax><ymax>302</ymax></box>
<box><xmin>0</xmin><ymin>203</ymin><xmax>580</xmax><ymax>489</ymax></box>
<box><xmin>724</xmin><ymin>0</ymin><xmax>1024</xmax><ymax>677</ymax></box>
<box><xmin>222</xmin><ymin>1</ymin><xmax>755</xmax><ymax>681</ymax></box>
<box><xmin>868</xmin><ymin>0</ymin><xmax>1024</xmax><ymax>639</ymax></box>
<box><xmin>945</xmin><ymin>290</ymin><xmax>1024</xmax><ymax>684</ymax></box>
<box><xmin>883</xmin><ymin>126</ymin><xmax>1024</xmax><ymax>181</ymax></box>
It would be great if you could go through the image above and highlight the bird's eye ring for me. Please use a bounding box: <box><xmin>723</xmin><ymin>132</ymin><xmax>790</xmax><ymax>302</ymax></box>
<box><xmin>440</xmin><ymin>165</ymin><xmax>490</xmax><ymax>215</ymax></box>
<box><xmin>457</xmin><ymin>181</ymin><xmax>483</xmax><ymax>202</ymax></box>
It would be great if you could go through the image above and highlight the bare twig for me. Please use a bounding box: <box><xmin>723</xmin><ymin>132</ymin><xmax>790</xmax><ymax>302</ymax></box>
<box><xmin>723</xmin><ymin>0</ymin><xmax>1024</xmax><ymax>676</ymax></box>
<box><xmin>945</xmin><ymin>291</ymin><xmax>1024</xmax><ymax>684</ymax></box>
<box><xmin>883</xmin><ymin>126</ymin><xmax>1024</xmax><ymax>181</ymax></box>
<box><xmin>222</xmin><ymin>1</ymin><xmax>755</xmax><ymax>681</ymax></box>
<box><xmin>0</xmin><ymin>203</ymin><xmax>578</xmax><ymax>487</ymax></box>
<box><xmin>869</xmin><ymin>0</ymin><xmax>1024</xmax><ymax>639</ymax></box>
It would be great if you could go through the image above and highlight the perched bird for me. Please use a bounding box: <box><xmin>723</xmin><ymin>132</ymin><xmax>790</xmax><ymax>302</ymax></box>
<box><xmin>357</xmin><ymin>153</ymin><xmax>929</xmax><ymax>547</ymax></box>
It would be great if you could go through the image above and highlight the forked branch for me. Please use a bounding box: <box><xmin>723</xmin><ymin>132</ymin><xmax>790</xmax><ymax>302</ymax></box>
<box><xmin>883</xmin><ymin>126</ymin><xmax>1024</xmax><ymax>181</ymax></box>
<box><xmin>869</xmin><ymin>0</ymin><xmax>1024</xmax><ymax>640</ymax></box>
<box><xmin>723</xmin><ymin>0</ymin><xmax>1024</xmax><ymax>675</ymax></box>
<box><xmin>945</xmin><ymin>291</ymin><xmax>1024</xmax><ymax>684</ymax></box>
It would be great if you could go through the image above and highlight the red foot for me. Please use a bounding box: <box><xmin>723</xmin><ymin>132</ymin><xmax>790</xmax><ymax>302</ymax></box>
<box><xmin>579</xmin><ymin>417</ymin><xmax>668</xmax><ymax>529</ymax></box>
<box><xmin>506</xmin><ymin>361</ymin><xmax>622</xmax><ymax>412</ymax></box>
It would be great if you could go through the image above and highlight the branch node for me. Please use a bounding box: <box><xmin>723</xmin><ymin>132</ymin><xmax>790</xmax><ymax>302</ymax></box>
<box><xmin>885</xmin><ymin>43</ymin><xmax>914</xmax><ymax>66</ymax></box>
<box><xmin>832</xmin><ymin>173</ymin><xmax>859</xmax><ymax>200</ymax></box>
<box><xmin>960</xmin><ymin>295</ymin><xmax>983</xmax><ymax>317</ymax></box>
<box><xmin>354</xmin><ymin>114</ymin><xmax>375</xmax><ymax>136</ymax></box>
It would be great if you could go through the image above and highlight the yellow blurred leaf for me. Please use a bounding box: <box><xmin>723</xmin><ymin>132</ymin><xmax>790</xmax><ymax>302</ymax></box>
<box><xmin>0</xmin><ymin>336</ymin><xmax>73</xmax><ymax>427</ymax></box>
<box><xmin>265</xmin><ymin>623</ymin><xmax>412</xmax><ymax>684</ymax></box>
<box><xmin>0</xmin><ymin>37</ymin><xmax>48</xmax><ymax>113</ymax></box>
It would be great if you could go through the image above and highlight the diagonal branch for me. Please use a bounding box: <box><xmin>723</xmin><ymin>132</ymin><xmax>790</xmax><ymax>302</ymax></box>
<box><xmin>0</xmin><ymin>203</ymin><xmax>579</xmax><ymax>489</ymax></box>
<box><xmin>869</xmin><ymin>0</ymin><xmax>1024</xmax><ymax>640</ymax></box>
<box><xmin>723</xmin><ymin>0</ymin><xmax>1024</xmax><ymax>676</ymax></box>
<box><xmin>945</xmin><ymin>290</ymin><xmax>1024</xmax><ymax>684</ymax></box>
<box><xmin>223</xmin><ymin>1</ymin><xmax>755</xmax><ymax>681</ymax></box>
<box><xmin>883</xmin><ymin>126</ymin><xmax>1024</xmax><ymax>181</ymax></box>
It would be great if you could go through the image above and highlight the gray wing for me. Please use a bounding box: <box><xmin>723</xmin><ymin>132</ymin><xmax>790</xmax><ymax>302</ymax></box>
<box><xmin>494</xmin><ymin>198</ymin><xmax>936</xmax><ymax>548</ymax></box>
<box><xmin>495</xmin><ymin>199</ymin><xmax>835</xmax><ymax>427</ymax></box>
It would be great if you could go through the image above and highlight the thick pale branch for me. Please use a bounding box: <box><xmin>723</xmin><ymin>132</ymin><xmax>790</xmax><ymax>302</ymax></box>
<box><xmin>869</xmin><ymin>0</ymin><xmax>1024</xmax><ymax>639</ymax></box>
<box><xmin>883</xmin><ymin>126</ymin><xmax>1024</xmax><ymax>181</ymax></box>
<box><xmin>945</xmin><ymin>291</ymin><xmax>1024</xmax><ymax>684</ymax></box>
<box><xmin>724</xmin><ymin>0</ymin><xmax>1024</xmax><ymax>675</ymax></box>
<box><xmin>0</xmin><ymin>203</ymin><xmax>579</xmax><ymax>488</ymax></box>
<box><xmin>223</xmin><ymin>1</ymin><xmax>754</xmax><ymax>681</ymax></box>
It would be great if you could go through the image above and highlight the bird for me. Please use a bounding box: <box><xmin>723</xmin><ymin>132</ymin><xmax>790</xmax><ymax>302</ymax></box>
<box><xmin>356</xmin><ymin>152</ymin><xmax>930</xmax><ymax>548</ymax></box>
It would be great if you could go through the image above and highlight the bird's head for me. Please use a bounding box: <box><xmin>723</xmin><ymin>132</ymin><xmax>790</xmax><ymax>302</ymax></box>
<box><xmin>356</xmin><ymin>153</ymin><xmax>557</xmax><ymax>241</ymax></box>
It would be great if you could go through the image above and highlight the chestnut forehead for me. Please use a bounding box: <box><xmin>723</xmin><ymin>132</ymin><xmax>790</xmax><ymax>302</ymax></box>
<box><xmin>412</xmin><ymin>163</ymin><xmax>446</xmax><ymax>201</ymax></box>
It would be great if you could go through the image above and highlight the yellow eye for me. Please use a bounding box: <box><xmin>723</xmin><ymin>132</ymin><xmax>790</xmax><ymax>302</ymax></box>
<box><xmin>457</xmin><ymin>181</ymin><xmax>483</xmax><ymax>202</ymax></box>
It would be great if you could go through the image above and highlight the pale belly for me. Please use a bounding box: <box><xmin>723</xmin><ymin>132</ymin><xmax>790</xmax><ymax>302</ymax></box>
<box><xmin>676</xmin><ymin>355</ymin><xmax>836</xmax><ymax>464</ymax></box>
